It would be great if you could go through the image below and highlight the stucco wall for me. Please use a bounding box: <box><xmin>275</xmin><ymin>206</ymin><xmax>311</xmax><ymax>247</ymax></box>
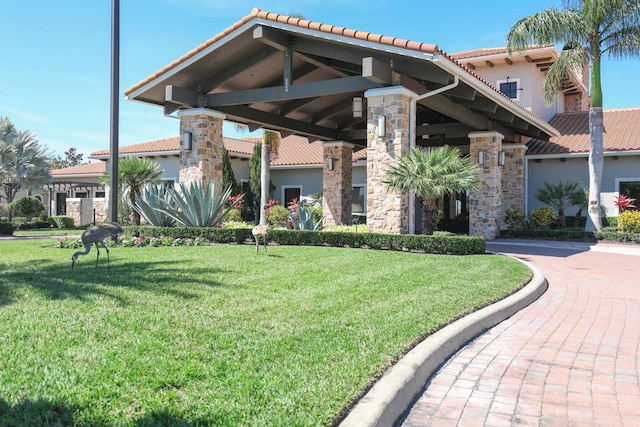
<box><xmin>526</xmin><ymin>155</ymin><xmax>640</xmax><ymax>216</ymax></box>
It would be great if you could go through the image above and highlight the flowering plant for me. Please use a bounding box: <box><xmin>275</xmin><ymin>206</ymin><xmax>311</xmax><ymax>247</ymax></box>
<box><xmin>614</xmin><ymin>194</ymin><xmax>636</xmax><ymax>212</ymax></box>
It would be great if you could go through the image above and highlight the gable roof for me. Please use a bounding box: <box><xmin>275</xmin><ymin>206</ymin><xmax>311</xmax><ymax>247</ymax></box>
<box><xmin>527</xmin><ymin>108</ymin><xmax>640</xmax><ymax>155</ymax></box>
<box><xmin>50</xmin><ymin>161</ymin><xmax>106</xmax><ymax>176</ymax></box>
<box><xmin>125</xmin><ymin>7</ymin><xmax>557</xmax><ymax>145</ymax></box>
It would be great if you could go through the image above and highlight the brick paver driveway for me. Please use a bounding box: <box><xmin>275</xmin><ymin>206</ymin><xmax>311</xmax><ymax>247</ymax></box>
<box><xmin>400</xmin><ymin>240</ymin><xmax>640</xmax><ymax>427</ymax></box>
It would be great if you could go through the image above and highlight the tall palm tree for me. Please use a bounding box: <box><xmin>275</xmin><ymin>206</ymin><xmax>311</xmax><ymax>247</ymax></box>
<box><xmin>102</xmin><ymin>156</ymin><xmax>164</xmax><ymax>225</ymax></box>
<box><xmin>383</xmin><ymin>146</ymin><xmax>479</xmax><ymax>235</ymax></box>
<box><xmin>259</xmin><ymin>130</ymin><xmax>280</xmax><ymax>226</ymax></box>
<box><xmin>506</xmin><ymin>0</ymin><xmax>640</xmax><ymax>232</ymax></box>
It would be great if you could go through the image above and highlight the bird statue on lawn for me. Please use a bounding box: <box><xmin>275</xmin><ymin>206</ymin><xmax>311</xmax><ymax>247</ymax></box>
<box><xmin>71</xmin><ymin>222</ymin><xmax>123</xmax><ymax>270</ymax></box>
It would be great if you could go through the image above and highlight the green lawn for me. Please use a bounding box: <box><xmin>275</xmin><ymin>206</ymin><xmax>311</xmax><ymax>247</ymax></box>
<box><xmin>0</xmin><ymin>238</ymin><xmax>531</xmax><ymax>426</ymax></box>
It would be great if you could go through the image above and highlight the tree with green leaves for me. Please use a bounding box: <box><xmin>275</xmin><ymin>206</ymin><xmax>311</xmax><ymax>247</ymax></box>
<box><xmin>102</xmin><ymin>156</ymin><xmax>164</xmax><ymax>225</ymax></box>
<box><xmin>535</xmin><ymin>180</ymin><xmax>584</xmax><ymax>228</ymax></box>
<box><xmin>0</xmin><ymin>117</ymin><xmax>51</xmax><ymax>219</ymax></box>
<box><xmin>507</xmin><ymin>0</ymin><xmax>640</xmax><ymax>232</ymax></box>
<box><xmin>221</xmin><ymin>146</ymin><xmax>239</xmax><ymax>194</ymax></box>
<box><xmin>383</xmin><ymin>146</ymin><xmax>479</xmax><ymax>235</ymax></box>
<box><xmin>50</xmin><ymin>147</ymin><xmax>84</xmax><ymax>169</ymax></box>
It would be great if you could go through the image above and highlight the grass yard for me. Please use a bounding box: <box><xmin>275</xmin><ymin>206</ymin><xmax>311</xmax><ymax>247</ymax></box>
<box><xmin>0</xmin><ymin>238</ymin><xmax>531</xmax><ymax>426</ymax></box>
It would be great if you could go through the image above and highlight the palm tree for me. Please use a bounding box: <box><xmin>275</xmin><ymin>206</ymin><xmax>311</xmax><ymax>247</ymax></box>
<box><xmin>259</xmin><ymin>130</ymin><xmax>280</xmax><ymax>226</ymax></box>
<box><xmin>102</xmin><ymin>156</ymin><xmax>164</xmax><ymax>225</ymax></box>
<box><xmin>506</xmin><ymin>0</ymin><xmax>640</xmax><ymax>232</ymax></box>
<box><xmin>535</xmin><ymin>180</ymin><xmax>584</xmax><ymax>228</ymax></box>
<box><xmin>383</xmin><ymin>146</ymin><xmax>480</xmax><ymax>235</ymax></box>
<box><xmin>0</xmin><ymin>118</ymin><xmax>51</xmax><ymax>219</ymax></box>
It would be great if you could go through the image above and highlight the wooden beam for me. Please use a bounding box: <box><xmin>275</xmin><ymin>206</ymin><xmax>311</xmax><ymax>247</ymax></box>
<box><xmin>165</xmin><ymin>85</ymin><xmax>200</xmax><ymax>107</ymax></box>
<box><xmin>465</xmin><ymin>62</ymin><xmax>476</xmax><ymax>70</ymax></box>
<box><xmin>217</xmin><ymin>105</ymin><xmax>341</xmax><ymax>140</ymax></box>
<box><xmin>417</xmin><ymin>122</ymin><xmax>474</xmax><ymax>138</ymax></box>
<box><xmin>505</xmin><ymin>58</ymin><xmax>513</xmax><ymax>65</ymax></box>
<box><xmin>200</xmin><ymin>46</ymin><xmax>277</xmax><ymax>93</ymax></box>
<box><xmin>485</xmin><ymin>60</ymin><xmax>494</xmax><ymax>68</ymax></box>
<box><xmin>445</xmin><ymin>84</ymin><xmax>477</xmax><ymax>101</ymax></box>
<box><xmin>362</xmin><ymin>57</ymin><xmax>392</xmax><ymax>85</ymax></box>
<box><xmin>253</xmin><ymin>25</ymin><xmax>292</xmax><ymax>50</ymax></box>
<box><xmin>525</xmin><ymin>55</ymin><xmax>533</xmax><ymax>63</ymax></box>
<box><xmin>205</xmin><ymin>76</ymin><xmax>381</xmax><ymax>107</ymax></box>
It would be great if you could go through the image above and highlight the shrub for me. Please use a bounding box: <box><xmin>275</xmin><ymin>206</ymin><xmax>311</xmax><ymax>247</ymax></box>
<box><xmin>7</xmin><ymin>196</ymin><xmax>45</xmax><ymax>221</ymax></box>
<box><xmin>618</xmin><ymin>210</ymin><xmax>640</xmax><ymax>233</ymax></box>
<box><xmin>528</xmin><ymin>207</ymin><xmax>558</xmax><ymax>230</ymax></box>
<box><xmin>502</xmin><ymin>209</ymin><xmax>526</xmax><ymax>231</ymax></box>
<box><xmin>15</xmin><ymin>220</ymin><xmax>51</xmax><ymax>230</ymax></box>
<box><xmin>224</xmin><ymin>208</ymin><xmax>242</xmax><ymax>223</ymax></box>
<box><xmin>50</xmin><ymin>216</ymin><xmax>75</xmax><ymax>229</ymax></box>
<box><xmin>0</xmin><ymin>222</ymin><xmax>15</xmax><ymax>235</ymax></box>
<box><xmin>285</xmin><ymin>205</ymin><xmax>324</xmax><ymax>231</ymax></box>
<box><xmin>268</xmin><ymin>205</ymin><xmax>290</xmax><ymax>224</ymax></box>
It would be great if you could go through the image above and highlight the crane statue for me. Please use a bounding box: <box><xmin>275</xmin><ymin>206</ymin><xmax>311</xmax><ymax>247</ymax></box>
<box><xmin>71</xmin><ymin>222</ymin><xmax>123</xmax><ymax>270</ymax></box>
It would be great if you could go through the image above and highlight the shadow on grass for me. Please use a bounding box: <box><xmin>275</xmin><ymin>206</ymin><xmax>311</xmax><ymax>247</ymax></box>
<box><xmin>0</xmin><ymin>397</ymin><xmax>235</xmax><ymax>426</ymax></box>
<box><xmin>0</xmin><ymin>256</ymin><xmax>232</xmax><ymax>308</ymax></box>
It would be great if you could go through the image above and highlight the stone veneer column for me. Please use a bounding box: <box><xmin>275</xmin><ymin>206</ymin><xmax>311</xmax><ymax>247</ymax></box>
<box><xmin>468</xmin><ymin>131</ymin><xmax>504</xmax><ymax>239</ymax></box>
<box><xmin>322</xmin><ymin>141</ymin><xmax>354</xmax><ymax>227</ymax></box>
<box><xmin>500</xmin><ymin>143</ymin><xmax>527</xmax><ymax>221</ymax></box>
<box><xmin>365</xmin><ymin>86</ymin><xmax>416</xmax><ymax>234</ymax></box>
<box><xmin>177</xmin><ymin>108</ymin><xmax>226</xmax><ymax>188</ymax></box>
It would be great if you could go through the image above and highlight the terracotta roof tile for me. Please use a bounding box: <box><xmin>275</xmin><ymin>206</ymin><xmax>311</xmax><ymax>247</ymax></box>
<box><xmin>527</xmin><ymin>108</ymin><xmax>640</xmax><ymax>155</ymax></box>
<box><xmin>50</xmin><ymin>161</ymin><xmax>106</xmax><ymax>176</ymax></box>
<box><xmin>91</xmin><ymin>136</ymin><xmax>180</xmax><ymax>157</ymax></box>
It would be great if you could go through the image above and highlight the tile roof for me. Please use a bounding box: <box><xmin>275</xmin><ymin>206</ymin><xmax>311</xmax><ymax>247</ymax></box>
<box><xmin>450</xmin><ymin>45</ymin><xmax>554</xmax><ymax>60</ymax></box>
<box><xmin>90</xmin><ymin>136</ymin><xmax>256</xmax><ymax>158</ymax></box>
<box><xmin>527</xmin><ymin>108</ymin><xmax>640</xmax><ymax>155</ymax></box>
<box><xmin>50</xmin><ymin>161</ymin><xmax>106</xmax><ymax>176</ymax></box>
<box><xmin>125</xmin><ymin>8</ymin><xmax>438</xmax><ymax>96</ymax></box>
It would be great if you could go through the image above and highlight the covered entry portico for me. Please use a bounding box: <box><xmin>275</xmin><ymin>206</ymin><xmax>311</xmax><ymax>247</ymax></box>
<box><xmin>125</xmin><ymin>8</ymin><xmax>556</xmax><ymax>238</ymax></box>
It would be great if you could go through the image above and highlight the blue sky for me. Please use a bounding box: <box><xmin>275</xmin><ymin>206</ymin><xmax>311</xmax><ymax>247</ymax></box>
<box><xmin>2</xmin><ymin>1</ymin><xmax>639</xmax><ymax>160</ymax></box>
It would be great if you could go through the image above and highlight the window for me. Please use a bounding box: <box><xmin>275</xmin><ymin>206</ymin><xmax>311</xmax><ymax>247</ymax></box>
<box><xmin>497</xmin><ymin>78</ymin><xmax>521</xmax><ymax>101</ymax></box>
<box><xmin>282</xmin><ymin>186</ymin><xmax>302</xmax><ymax>207</ymax></box>
<box><xmin>352</xmin><ymin>185</ymin><xmax>365</xmax><ymax>214</ymax></box>
<box><xmin>619</xmin><ymin>180</ymin><xmax>640</xmax><ymax>211</ymax></box>
<box><xmin>75</xmin><ymin>192</ymin><xmax>88</xmax><ymax>198</ymax></box>
<box><xmin>95</xmin><ymin>191</ymin><xmax>106</xmax><ymax>198</ymax></box>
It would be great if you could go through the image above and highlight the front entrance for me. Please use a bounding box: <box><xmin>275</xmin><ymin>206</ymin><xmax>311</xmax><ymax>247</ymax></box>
<box><xmin>55</xmin><ymin>193</ymin><xmax>66</xmax><ymax>215</ymax></box>
<box><xmin>440</xmin><ymin>192</ymin><xmax>469</xmax><ymax>234</ymax></box>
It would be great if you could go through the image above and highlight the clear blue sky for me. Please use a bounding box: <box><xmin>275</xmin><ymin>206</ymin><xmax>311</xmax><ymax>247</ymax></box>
<box><xmin>2</xmin><ymin>1</ymin><xmax>639</xmax><ymax>159</ymax></box>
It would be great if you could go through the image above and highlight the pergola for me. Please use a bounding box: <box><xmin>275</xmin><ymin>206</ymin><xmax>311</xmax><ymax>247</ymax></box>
<box><xmin>125</xmin><ymin>8</ymin><xmax>558</xmax><ymax>238</ymax></box>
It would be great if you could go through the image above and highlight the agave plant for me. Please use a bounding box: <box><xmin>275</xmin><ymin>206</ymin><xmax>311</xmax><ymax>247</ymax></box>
<box><xmin>285</xmin><ymin>205</ymin><xmax>324</xmax><ymax>231</ymax></box>
<box><xmin>128</xmin><ymin>184</ymin><xmax>177</xmax><ymax>227</ymax></box>
<box><xmin>155</xmin><ymin>181</ymin><xmax>242</xmax><ymax>227</ymax></box>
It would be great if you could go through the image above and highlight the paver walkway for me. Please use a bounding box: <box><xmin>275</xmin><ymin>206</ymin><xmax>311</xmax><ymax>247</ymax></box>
<box><xmin>400</xmin><ymin>240</ymin><xmax>640</xmax><ymax>427</ymax></box>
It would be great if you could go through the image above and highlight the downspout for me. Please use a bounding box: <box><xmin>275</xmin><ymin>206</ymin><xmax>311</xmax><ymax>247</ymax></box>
<box><xmin>408</xmin><ymin>74</ymin><xmax>459</xmax><ymax>234</ymax></box>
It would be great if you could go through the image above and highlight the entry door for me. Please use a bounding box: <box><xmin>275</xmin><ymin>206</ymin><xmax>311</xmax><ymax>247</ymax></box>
<box><xmin>56</xmin><ymin>193</ymin><xmax>66</xmax><ymax>215</ymax></box>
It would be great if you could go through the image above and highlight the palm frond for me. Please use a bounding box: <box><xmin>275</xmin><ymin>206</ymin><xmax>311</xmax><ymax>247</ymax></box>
<box><xmin>507</xmin><ymin>8</ymin><xmax>585</xmax><ymax>53</ymax></box>
<box><xmin>542</xmin><ymin>46</ymin><xmax>588</xmax><ymax>105</ymax></box>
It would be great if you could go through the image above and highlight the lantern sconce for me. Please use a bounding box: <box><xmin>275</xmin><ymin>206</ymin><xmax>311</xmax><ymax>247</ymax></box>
<box><xmin>183</xmin><ymin>132</ymin><xmax>193</xmax><ymax>151</ymax></box>
<box><xmin>352</xmin><ymin>97</ymin><xmax>363</xmax><ymax>118</ymax></box>
<box><xmin>327</xmin><ymin>157</ymin><xmax>335</xmax><ymax>171</ymax></box>
<box><xmin>499</xmin><ymin>151</ymin><xmax>505</xmax><ymax>166</ymax></box>
<box><xmin>478</xmin><ymin>150</ymin><xmax>485</xmax><ymax>165</ymax></box>
<box><xmin>377</xmin><ymin>116</ymin><xmax>386</xmax><ymax>138</ymax></box>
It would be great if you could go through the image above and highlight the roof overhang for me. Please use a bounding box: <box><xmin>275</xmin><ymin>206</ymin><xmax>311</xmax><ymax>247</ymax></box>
<box><xmin>126</xmin><ymin>8</ymin><xmax>557</xmax><ymax>147</ymax></box>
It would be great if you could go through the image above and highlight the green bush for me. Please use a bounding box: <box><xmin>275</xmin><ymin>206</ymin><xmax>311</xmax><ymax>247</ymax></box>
<box><xmin>0</xmin><ymin>222</ymin><xmax>15</xmax><ymax>235</ymax></box>
<box><xmin>15</xmin><ymin>220</ymin><xmax>51</xmax><ymax>230</ymax></box>
<box><xmin>7</xmin><ymin>196</ymin><xmax>45</xmax><ymax>221</ymax></box>
<box><xmin>50</xmin><ymin>216</ymin><xmax>75</xmax><ymax>229</ymax></box>
<box><xmin>268</xmin><ymin>205</ymin><xmax>289</xmax><ymax>224</ymax></box>
<box><xmin>618</xmin><ymin>210</ymin><xmax>640</xmax><ymax>233</ymax></box>
<box><xmin>528</xmin><ymin>207</ymin><xmax>558</xmax><ymax>230</ymax></box>
<box><xmin>122</xmin><ymin>226</ymin><xmax>484</xmax><ymax>255</ymax></box>
<box><xmin>223</xmin><ymin>209</ymin><xmax>242</xmax><ymax>223</ymax></box>
<box><xmin>502</xmin><ymin>209</ymin><xmax>526</xmax><ymax>231</ymax></box>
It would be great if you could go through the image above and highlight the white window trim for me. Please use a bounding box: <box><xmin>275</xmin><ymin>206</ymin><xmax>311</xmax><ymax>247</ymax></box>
<box><xmin>496</xmin><ymin>78</ymin><xmax>521</xmax><ymax>102</ymax></box>
<box><xmin>281</xmin><ymin>185</ymin><xmax>303</xmax><ymax>205</ymax></box>
<box><xmin>162</xmin><ymin>177</ymin><xmax>178</xmax><ymax>189</ymax></box>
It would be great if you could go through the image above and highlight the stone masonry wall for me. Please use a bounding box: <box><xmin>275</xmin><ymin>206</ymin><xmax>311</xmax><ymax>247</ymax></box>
<box><xmin>500</xmin><ymin>144</ymin><xmax>527</xmax><ymax>226</ymax></box>
<box><xmin>178</xmin><ymin>109</ymin><xmax>225</xmax><ymax>189</ymax></box>
<box><xmin>469</xmin><ymin>132</ymin><xmax>503</xmax><ymax>239</ymax></box>
<box><xmin>322</xmin><ymin>142</ymin><xmax>354</xmax><ymax>227</ymax></box>
<box><xmin>365</xmin><ymin>87</ymin><xmax>413</xmax><ymax>234</ymax></box>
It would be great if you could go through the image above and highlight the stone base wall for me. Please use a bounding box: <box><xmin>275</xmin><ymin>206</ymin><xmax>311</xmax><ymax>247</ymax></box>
<box><xmin>365</xmin><ymin>87</ymin><xmax>414</xmax><ymax>234</ymax></box>
<box><xmin>178</xmin><ymin>109</ymin><xmax>226</xmax><ymax>188</ymax></box>
<box><xmin>323</xmin><ymin>142</ymin><xmax>354</xmax><ymax>227</ymax></box>
<box><xmin>469</xmin><ymin>132</ymin><xmax>503</xmax><ymax>239</ymax></box>
<box><xmin>66</xmin><ymin>198</ymin><xmax>106</xmax><ymax>227</ymax></box>
<box><xmin>500</xmin><ymin>144</ymin><xmax>527</xmax><ymax>224</ymax></box>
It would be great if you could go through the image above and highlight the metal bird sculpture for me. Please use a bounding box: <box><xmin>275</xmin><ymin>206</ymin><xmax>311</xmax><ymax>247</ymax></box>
<box><xmin>71</xmin><ymin>222</ymin><xmax>123</xmax><ymax>269</ymax></box>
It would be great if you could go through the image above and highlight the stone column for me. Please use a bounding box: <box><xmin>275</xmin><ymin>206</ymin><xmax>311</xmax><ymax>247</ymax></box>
<box><xmin>500</xmin><ymin>143</ymin><xmax>527</xmax><ymax>220</ymax></box>
<box><xmin>177</xmin><ymin>108</ymin><xmax>226</xmax><ymax>188</ymax></box>
<box><xmin>365</xmin><ymin>86</ymin><xmax>416</xmax><ymax>234</ymax></box>
<box><xmin>322</xmin><ymin>141</ymin><xmax>354</xmax><ymax>227</ymax></box>
<box><xmin>468</xmin><ymin>131</ymin><xmax>504</xmax><ymax>239</ymax></box>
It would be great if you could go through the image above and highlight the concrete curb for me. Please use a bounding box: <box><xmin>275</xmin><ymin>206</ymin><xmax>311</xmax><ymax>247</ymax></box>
<box><xmin>339</xmin><ymin>255</ymin><xmax>548</xmax><ymax>427</ymax></box>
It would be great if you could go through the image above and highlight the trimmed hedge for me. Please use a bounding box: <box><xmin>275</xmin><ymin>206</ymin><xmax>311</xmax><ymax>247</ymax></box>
<box><xmin>0</xmin><ymin>222</ymin><xmax>15</xmax><ymax>236</ymax></box>
<box><xmin>50</xmin><ymin>216</ymin><xmax>75</xmax><ymax>229</ymax></box>
<box><xmin>15</xmin><ymin>220</ymin><xmax>51</xmax><ymax>231</ymax></box>
<box><xmin>499</xmin><ymin>228</ymin><xmax>640</xmax><ymax>244</ymax></box>
<box><xmin>123</xmin><ymin>226</ymin><xmax>486</xmax><ymax>255</ymax></box>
